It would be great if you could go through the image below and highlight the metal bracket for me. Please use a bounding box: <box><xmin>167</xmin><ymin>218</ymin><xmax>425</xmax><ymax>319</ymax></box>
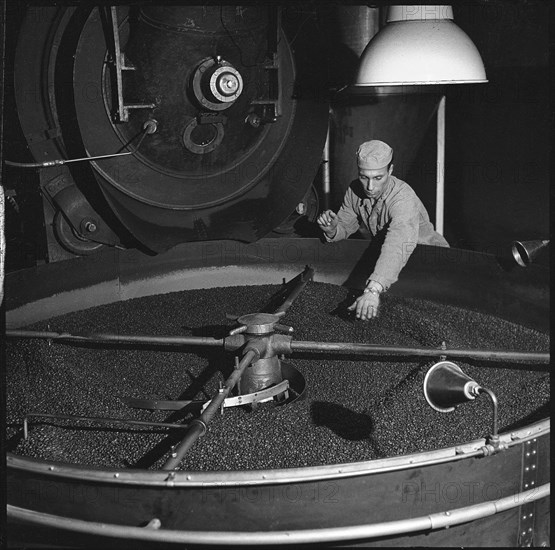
<box><xmin>249</xmin><ymin>8</ymin><xmax>282</xmax><ymax>123</ymax></box>
<box><xmin>110</xmin><ymin>7</ymin><xmax>156</xmax><ymax>122</ymax></box>
<box><xmin>250</xmin><ymin>54</ymin><xmax>281</xmax><ymax>121</ymax></box>
<box><xmin>42</xmin><ymin>173</ymin><xmax>74</xmax><ymax>199</ymax></box>
<box><xmin>121</xmin><ymin>379</ymin><xmax>290</xmax><ymax>412</ymax></box>
<box><xmin>201</xmin><ymin>379</ymin><xmax>290</xmax><ymax>412</ymax></box>
<box><xmin>518</xmin><ymin>437</ymin><xmax>539</xmax><ymax>546</ymax></box>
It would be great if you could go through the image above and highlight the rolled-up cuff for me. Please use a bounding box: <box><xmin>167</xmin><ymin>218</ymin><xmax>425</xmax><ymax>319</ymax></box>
<box><xmin>323</xmin><ymin>229</ymin><xmax>340</xmax><ymax>242</ymax></box>
<box><xmin>365</xmin><ymin>279</ymin><xmax>384</xmax><ymax>293</ymax></box>
<box><xmin>368</xmin><ymin>272</ymin><xmax>390</xmax><ymax>292</ymax></box>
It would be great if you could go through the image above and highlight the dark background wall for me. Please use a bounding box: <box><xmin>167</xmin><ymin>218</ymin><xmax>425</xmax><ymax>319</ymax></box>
<box><xmin>408</xmin><ymin>1</ymin><xmax>550</xmax><ymax>258</ymax></box>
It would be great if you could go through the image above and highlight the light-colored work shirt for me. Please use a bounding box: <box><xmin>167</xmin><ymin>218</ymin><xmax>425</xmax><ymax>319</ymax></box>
<box><xmin>326</xmin><ymin>175</ymin><xmax>449</xmax><ymax>290</ymax></box>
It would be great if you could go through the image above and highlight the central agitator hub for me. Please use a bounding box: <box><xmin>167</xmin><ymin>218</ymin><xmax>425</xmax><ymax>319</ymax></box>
<box><xmin>230</xmin><ymin>313</ymin><xmax>291</xmax><ymax>397</ymax></box>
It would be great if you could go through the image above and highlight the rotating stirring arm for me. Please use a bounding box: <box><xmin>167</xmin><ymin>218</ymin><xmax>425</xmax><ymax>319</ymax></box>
<box><xmin>163</xmin><ymin>347</ymin><xmax>260</xmax><ymax>470</ymax></box>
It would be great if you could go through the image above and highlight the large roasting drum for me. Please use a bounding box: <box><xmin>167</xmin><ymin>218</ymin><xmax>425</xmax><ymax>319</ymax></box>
<box><xmin>13</xmin><ymin>5</ymin><xmax>329</xmax><ymax>253</ymax></box>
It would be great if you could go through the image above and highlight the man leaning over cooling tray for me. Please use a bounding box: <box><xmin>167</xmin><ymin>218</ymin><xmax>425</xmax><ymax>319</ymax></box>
<box><xmin>317</xmin><ymin>139</ymin><xmax>449</xmax><ymax>321</ymax></box>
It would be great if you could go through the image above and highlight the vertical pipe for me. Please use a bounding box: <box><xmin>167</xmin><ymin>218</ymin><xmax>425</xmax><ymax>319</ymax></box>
<box><xmin>479</xmin><ymin>388</ymin><xmax>499</xmax><ymax>438</ymax></box>
<box><xmin>322</xmin><ymin>123</ymin><xmax>331</xmax><ymax>210</ymax></box>
<box><xmin>436</xmin><ymin>95</ymin><xmax>446</xmax><ymax>235</ymax></box>
<box><xmin>0</xmin><ymin>0</ymin><xmax>6</xmax><ymax>305</ymax></box>
<box><xmin>0</xmin><ymin>183</ymin><xmax>5</xmax><ymax>306</ymax></box>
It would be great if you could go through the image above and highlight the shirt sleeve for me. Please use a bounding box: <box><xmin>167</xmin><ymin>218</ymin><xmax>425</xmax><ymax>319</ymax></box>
<box><xmin>368</xmin><ymin>194</ymin><xmax>420</xmax><ymax>290</ymax></box>
<box><xmin>325</xmin><ymin>186</ymin><xmax>361</xmax><ymax>242</ymax></box>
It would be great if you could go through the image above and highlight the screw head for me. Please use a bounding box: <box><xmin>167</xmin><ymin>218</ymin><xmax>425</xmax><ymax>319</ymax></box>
<box><xmin>218</xmin><ymin>73</ymin><xmax>239</xmax><ymax>95</ymax></box>
<box><xmin>246</xmin><ymin>113</ymin><xmax>261</xmax><ymax>128</ymax></box>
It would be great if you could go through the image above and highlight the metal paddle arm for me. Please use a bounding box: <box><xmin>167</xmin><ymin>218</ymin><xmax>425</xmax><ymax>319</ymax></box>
<box><xmin>7</xmin><ymin>330</ymin><xmax>549</xmax><ymax>365</ymax></box>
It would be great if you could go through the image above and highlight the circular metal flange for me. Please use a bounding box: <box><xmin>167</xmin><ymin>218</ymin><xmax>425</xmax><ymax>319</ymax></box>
<box><xmin>53</xmin><ymin>212</ymin><xmax>104</xmax><ymax>256</ymax></box>
<box><xmin>182</xmin><ymin>118</ymin><xmax>224</xmax><ymax>154</ymax></box>
<box><xmin>191</xmin><ymin>57</ymin><xmax>243</xmax><ymax>111</ymax></box>
<box><xmin>237</xmin><ymin>313</ymin><xmax>282</xmax><ymax>334</ymax></box>
<box><xmin>209</xmin><ymin>65</ymin><xmax>243</xmax><ymax>103</ymax></box>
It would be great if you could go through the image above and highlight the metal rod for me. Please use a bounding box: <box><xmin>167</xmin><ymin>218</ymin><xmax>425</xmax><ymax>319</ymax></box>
<box><xmin>7</xmin><ymin>483</ymin><xmax>550</xmax><ymax>545</ymax></box>
<box><xmin>5</xmin><ymin>330</ymin><xmax>224</xmax><ymax>348</ymax></box>
<box><xmin>4</xmin><ymin>127</ymin><xmax>149</xmax><ymax>168</ymax></box>
<box><xmin>163</xmin><ymin>348</ymin><xmax>259</xmax><ymax>470</ymax></box>
<box><xmin>110</xmin><ymin>6</ymin><xmax>126</xmax><ymax>122</ymax></box>
<box><xmin>290</xmin><ymin>340</ymin><xmax>549</xmax><ymax>364</ymax></box>
<box><xmin>436</xmin><ymin>94</ymin><xmax>446</xmax><ymax>235</ymax></box>
<box><xmin>0</xmin><ymin>185</ymin><xmax>5</xmax><ymax>306</ymax></box>
<box><xmin>23</xmin><ymin>412</ymin><xmax>190</xmax><ymax>440</ymax></box>
<box><xmin>322</xmin><ymin>119</ymin><xmax>331</xmax><ymax>211</ymax></box>
<box><xmin>273</xmin><ymin>265</ymin><xmax>315</xmax><ymax>316</ymax></box>
<box><xmin>7</xmin><ymin>330</ymin><xmax>547</xmax><ymax>364</ymax></box>
<box><xmin>4</xmin><ymin>146</ymin><xmax>139</xmax><ymax>168</ymax></box>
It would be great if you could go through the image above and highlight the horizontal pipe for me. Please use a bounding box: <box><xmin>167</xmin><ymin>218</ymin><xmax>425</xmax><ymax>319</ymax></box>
<box><xmin>5</xmin><ymin>330</ymin><xmax>224</xmax><ymax>348</ymax></box>
<box><xmin>290</xmin><ymin>340</ymin><xmax>549</xmax><ymax>364</ymax></box>
<box><xmin>7</xmin><ymin>483</ymin><xmax>550</xmax><ymax>545</ymax></box>
<box><xmin>6</xmin><ymin>330</ymin><xmax>548</xmax><ymax>364</ymax></box>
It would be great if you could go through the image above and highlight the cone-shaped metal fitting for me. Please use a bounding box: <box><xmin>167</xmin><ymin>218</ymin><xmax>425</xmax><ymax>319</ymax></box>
<box><xmin>511</xmin><ymin>240</ymin><xmax>549</xmax><ymax>267</ymax></box>
<box><xmin>423</xmin><ymin>361</ymin><xmax>481</xmax><ymax>413</ymax></box>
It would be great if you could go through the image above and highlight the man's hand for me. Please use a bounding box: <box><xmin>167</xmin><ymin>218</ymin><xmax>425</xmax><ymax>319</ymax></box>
<box><xmin>347</xmin><ymin>291</ymin><xmax>380</xmax><ymax>320</ymax></box>
<box><xmin>316</xmin><ymin>210</ymin><xmax>339</xmax><ymax>237</ymax></box>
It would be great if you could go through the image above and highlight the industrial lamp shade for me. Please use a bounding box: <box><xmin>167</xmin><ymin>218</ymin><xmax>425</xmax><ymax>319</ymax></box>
<box><xmin>423</xmin><ymin>361</ymin><xmax>481</xmax><ymax>413</ymax></box>
<box><xmin>354</xmin><ymin>5</ymin><xmax>487</xmax><ymax>87</ymax></box>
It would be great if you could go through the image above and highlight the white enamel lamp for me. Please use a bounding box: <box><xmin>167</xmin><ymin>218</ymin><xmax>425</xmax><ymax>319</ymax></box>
<box><xmin>353</xmin><ymin>5</ymin><xmax>487</xmax><ymax>235</ymax></box>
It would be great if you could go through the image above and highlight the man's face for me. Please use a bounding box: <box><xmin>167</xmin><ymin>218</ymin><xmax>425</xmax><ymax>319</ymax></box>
<box><xmin>358</xmin><ymin>164</ymin><xmax>393</xmax><ymax>199</ymax></box>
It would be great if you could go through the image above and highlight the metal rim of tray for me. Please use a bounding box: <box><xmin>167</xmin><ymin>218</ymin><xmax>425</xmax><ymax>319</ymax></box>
<box><xmin>6</xmin><ymin>418</ymin><xmax>549</xmax><ymax>486</ymax></box>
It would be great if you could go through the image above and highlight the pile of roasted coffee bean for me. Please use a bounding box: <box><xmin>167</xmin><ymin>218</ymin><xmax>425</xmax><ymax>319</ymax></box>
<box><xmin>6</xmin><ymin>282</ymin><xmax>549</xmax><ymax>470</ymax></box>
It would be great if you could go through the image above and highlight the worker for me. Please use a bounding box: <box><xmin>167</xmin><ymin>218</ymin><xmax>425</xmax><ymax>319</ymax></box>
<box><xmin>317</xmin><ymin>140</ymin><xmax>449</xmax><ymax>321</ymax></box>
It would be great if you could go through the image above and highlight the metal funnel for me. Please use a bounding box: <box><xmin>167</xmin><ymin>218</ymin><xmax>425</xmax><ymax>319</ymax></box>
<box><xmin>423</xmin><ymin>361</ymin><xmax>481</xmax><ymax>413</ymax></box>
<box><xmin>511</xmin><ymin>240</ymin><xmax>550</xmax><ymax>267</ymax></box>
